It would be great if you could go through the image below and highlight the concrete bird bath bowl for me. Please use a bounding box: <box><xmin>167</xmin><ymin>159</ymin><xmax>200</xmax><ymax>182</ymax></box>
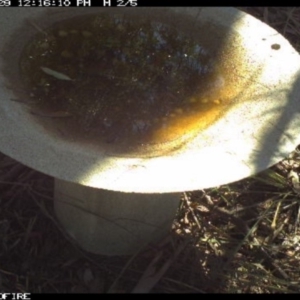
<box><xmin>1</xmin><ymin>7</ymin><xmax>300</xmax><ymax>255</ymax></box>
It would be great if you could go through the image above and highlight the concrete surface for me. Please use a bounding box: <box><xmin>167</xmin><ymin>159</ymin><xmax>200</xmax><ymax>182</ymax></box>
<box><xmin>0</xmin><ymin>8</ymin><xmax>300</xmax><ymax>193</ymax></box>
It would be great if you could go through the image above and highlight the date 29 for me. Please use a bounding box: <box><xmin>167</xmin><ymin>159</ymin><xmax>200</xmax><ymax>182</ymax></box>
<box><xmin>0</xmin><ymin>0</ymin><xmax>11</xmax><ymax>5</ymax></box>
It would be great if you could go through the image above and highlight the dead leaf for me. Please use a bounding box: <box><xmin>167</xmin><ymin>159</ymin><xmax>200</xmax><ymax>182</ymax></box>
<box><xmin>41</xmin><ymin>67</ymin><xmax>72</xmax><ymax>81</ymax></box>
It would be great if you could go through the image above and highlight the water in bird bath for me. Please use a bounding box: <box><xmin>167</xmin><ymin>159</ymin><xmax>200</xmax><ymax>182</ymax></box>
<box><xmin>18</xmin><ymin>12</ymin><xmax>244</xmax><ymax>157</ymax></box>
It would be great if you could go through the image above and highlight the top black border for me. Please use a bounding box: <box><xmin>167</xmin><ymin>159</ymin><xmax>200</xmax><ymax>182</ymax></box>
<box><xmin>5</xmin><ymin>0</ymin><xmax>290</xmax><ymax>7</ymax></box>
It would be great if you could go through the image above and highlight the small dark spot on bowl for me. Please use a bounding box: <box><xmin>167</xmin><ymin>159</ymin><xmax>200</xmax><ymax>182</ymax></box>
<box><xmin>271</xmin><ymin>43</ymin><xmax>281</xmax><ymax>50</ymax></box>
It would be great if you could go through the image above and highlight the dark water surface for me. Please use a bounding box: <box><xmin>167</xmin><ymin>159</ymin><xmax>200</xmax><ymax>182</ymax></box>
<box><xmin>19</xmin><ymin>12</ymin><xmax>241</xmax><ymax>156</ymax></box>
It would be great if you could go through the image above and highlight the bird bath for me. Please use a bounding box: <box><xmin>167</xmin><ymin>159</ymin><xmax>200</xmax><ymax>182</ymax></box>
<box><xmin>1</xmin><ymin>7</ymin><xmax>300</xmax><ymax>255</ymax></box>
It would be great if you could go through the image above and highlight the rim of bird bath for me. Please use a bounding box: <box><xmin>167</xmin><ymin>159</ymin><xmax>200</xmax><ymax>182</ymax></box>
<box><xmin>0</xmin><ymin>7</ymin><xmax>300</xmax><ymax>255</ymax></box>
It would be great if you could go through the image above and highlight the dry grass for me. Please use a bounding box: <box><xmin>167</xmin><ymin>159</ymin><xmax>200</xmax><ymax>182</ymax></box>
<box><xmin>1</xmin><ymin>7</ymin><xmax>300</xmax><ymax>293</ymax></box>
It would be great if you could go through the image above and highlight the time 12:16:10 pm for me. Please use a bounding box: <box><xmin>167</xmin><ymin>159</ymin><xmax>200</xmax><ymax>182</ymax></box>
<box><xmin>18</xmin><ymin>0</ymin><xmax>73</xmax><ymax>6</ymax></box>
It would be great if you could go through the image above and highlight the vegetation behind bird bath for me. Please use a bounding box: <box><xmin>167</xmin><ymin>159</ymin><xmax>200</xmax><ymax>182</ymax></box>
<box><xmin>19</xmin><ymin>12</ymin><xmax>243</xmax><ymax>156</ymax></box>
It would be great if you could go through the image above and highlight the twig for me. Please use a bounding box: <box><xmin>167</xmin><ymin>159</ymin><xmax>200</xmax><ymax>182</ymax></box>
<box><xmin>271</xmin><ymin>200</ymin><xmax>282</xmax><ymax>229</ymax></box>
<box><xmin>183</xmin><ymin>192</ymin><xmax>201</xmax><ymax>231</ymax></box>
<box><xmin>295</xmin><ymin>204</ymin><xmax>300</xmax><ymax>234</ymax></box>
<box><xmin>131</xmin><ymin>239</ymin><xmax>188</xmax><ymax>293</ymax></box>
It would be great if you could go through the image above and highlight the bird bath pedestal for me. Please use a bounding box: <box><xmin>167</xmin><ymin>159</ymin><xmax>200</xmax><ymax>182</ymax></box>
<box><xmin>1</xmin><ymin>7</ymin><xmax>300</xmax><ymax>255</ymax></box>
